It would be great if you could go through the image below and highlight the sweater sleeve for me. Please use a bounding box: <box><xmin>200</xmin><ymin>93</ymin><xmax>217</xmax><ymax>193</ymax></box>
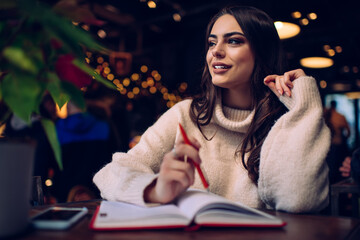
<box><xmin>93</xmin><ymin>100</ymin><xmax>190</xmax><ymax>206</ymax></box>
<box><xmin>258</xmin><ymin>76</ymin><xmax>331</xmax><ymax>213</ymax></box>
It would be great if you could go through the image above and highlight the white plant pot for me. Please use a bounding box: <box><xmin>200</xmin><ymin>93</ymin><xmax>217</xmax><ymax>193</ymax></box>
<box><xmin>0</xmin><ymin>140</ymin><xmax>35</xmax><ymax>238</ymax></box>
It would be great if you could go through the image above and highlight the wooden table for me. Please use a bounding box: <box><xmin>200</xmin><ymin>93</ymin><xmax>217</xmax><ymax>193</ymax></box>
<box><xmin>11</xmin><ymin>199</ymin><xmax>360</xmax><ymax>240</ymax></box>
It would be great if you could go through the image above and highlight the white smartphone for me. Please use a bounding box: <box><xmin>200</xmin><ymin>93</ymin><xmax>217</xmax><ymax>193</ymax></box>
<box><xmin>31</xmin><ymin>207</ymin><xmax>88</xmax><ymax>230</ymax></box>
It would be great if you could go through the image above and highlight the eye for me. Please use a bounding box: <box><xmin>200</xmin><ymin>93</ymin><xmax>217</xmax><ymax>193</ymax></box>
<box><xmin>208</xmin><ymin>40</ymin><xmax>216</xmax><ymax>47</ymax></box>
<box><xmin>228</xmin><ymin>38</ymin><xmax>244</xmax><ymax>45</ymax></box>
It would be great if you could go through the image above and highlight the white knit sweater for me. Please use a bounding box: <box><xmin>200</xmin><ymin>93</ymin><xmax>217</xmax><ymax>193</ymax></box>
<box><xmin>93</xmin><ymin>76</ymin><xmax>331</xmax><ymax>213</ymax></box>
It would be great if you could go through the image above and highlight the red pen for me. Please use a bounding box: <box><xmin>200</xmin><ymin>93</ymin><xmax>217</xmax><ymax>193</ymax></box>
<box><xmin>178</xmin><ymin>123</ymin><xmax>209</xmax><ymax>191</ymax></box>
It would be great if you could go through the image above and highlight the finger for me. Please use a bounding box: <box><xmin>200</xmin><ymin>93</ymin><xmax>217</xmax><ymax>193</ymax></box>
<box><xmin>339</xmin><ymin>165</ymin><xmax>348</xmax><ymax>172</ymax></box>
<box><xmin>279</xmin><ymin>76</ymin><xmax>292</xmax><ymax>97</ymax></box>
<box><xmin>285</xmin><ymin>69</ymin><xmax>306</xmax><ymax>80</ymax></box>
<box><xmin>275</xmin><ymin>76</ymin><xmax>283</xmax><ymax>95</ymax></box>
<box><xmin>264</xmin><ymin>74</ymin><xmax>278</xmax><ymax>83</ymax></box>
<box><xmin>176</xmin><ymin>144</ymin><xmax>202</xmax><ymax>164</ymax></box>
<box><xmin>160</xmin><ymin>162</ymin><xmax>195</xmax><ymax>187</ymax></box>
<box><xmin>283</xmin><ymin>72</ymin><xmax>294</xmax><ymax>89</ymax></box>
<box><xmin>343</xmin><ymin>157</ymin><xmax>351</xmax><ymax>168</ymax></box>
<box><xmin>343</xmin><ymin>161</ymin><xmax>351</xmax><ymax>168</ymax></box>
<box><xmin>170</xmin><ymin>171</ymin><xmax>193</xmax><ymax>189</ymax></box>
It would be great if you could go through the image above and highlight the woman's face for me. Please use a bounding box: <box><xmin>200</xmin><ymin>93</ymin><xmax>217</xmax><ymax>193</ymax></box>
<box><xmin>206</xmin><ymin>14</ymin><xmax>255</xmax><ymax>91</ymax></box>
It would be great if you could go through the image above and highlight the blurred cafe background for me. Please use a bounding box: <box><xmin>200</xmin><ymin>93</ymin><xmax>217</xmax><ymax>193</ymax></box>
<box><xmin>1</xmin><ymin>0</ymin><xmax>359</xmax><ymax>207</ymax></box>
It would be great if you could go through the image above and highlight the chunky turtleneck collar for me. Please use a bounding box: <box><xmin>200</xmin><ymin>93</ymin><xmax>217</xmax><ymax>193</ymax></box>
<box><xmin>212</xmin><ymin>91</ymin><xmax>254</xmax><ymax>133</ymax></box>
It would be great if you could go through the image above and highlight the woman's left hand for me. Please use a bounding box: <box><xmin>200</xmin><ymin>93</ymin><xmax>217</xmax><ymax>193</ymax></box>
<box><xmin>264</xmin><ymin>69</ymin><xmax>306</xmax><ymax>97</ymax></box>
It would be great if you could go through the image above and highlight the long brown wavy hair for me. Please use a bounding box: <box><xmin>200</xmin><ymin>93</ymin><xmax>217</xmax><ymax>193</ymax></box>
<box><xmin>190</xmin><ymin>6</ymin><xmax>287</xmax><ymax>184</ymax></box>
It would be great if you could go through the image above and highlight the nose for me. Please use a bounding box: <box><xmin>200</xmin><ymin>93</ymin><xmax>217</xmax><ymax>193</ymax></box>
<box><xmin>211</xmin><ymin>43</ymin><xmax>225</xmax><ymax>58</ymax></box>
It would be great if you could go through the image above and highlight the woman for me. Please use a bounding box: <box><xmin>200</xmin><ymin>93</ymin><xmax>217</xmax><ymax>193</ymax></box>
<box><xmin>93</xmin><ymin>6</ymin><xmax>330</xmax><ymax>213</ymax></box>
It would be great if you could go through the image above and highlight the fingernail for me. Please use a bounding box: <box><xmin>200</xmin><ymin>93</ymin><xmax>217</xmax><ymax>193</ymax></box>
<box><xmin>278</xmin><ymin>90</ymin><xmax>283</xmax><ymax>95</ymax></box>
<box><xmin>286</xmin><ymin>91</ymin><xmax>291</xmax><ymax>97</ymax></box>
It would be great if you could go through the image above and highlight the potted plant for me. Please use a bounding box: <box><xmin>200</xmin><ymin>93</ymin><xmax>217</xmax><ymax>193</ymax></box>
<box><xmin>0</xmin><ymin>0</ymin><xmax>115</xmax><ymax>237</ymax></box>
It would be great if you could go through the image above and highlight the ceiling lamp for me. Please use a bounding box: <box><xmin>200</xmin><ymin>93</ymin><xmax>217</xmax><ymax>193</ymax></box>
<box><xmin>274</xmin><ymin>21</ymin><xmax>301</xmax><ymax>39</ymax></box>
<box><xmin>300</xmin><ymin>57</ymin><xmax>334</xmax><ymax>68</ymax></box>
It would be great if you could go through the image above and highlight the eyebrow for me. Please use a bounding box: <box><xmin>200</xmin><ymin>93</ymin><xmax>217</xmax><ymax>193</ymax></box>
<box><xmin>208</xmin><ymin>31</ymin><xmax>245</xmax><ymax>39</ymax></box>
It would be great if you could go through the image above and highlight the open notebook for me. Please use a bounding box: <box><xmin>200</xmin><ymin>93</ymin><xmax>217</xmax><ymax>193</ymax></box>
<box><xmin>89</xmin><ymin>189</ymin><xmax>286</xmax><ymax>230</ymax></box>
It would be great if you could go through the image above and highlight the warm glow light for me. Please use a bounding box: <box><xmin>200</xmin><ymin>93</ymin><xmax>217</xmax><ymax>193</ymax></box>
<box><xmin>308</xmin><ymin>13</ymin><xmax>317</xmax><ymax>20</ymax></box>
<box><xmin>323</xmin><ymin>45</ymin><xmax>331</xmax><ymax>51</ymax></box>
<box><xmin>167</xmin><ymin>101</ymin><xmax>175</xmax><ymax>108</ymax></box>
<box><xmin>97</xmin><ymin>29</ymin><xmax>107</xmax><ymax>39</ymax></box>
<box><xmin>300</xmin><ymin>18</ymin><xmax>309</xmax><ymax>25</ymax></box>
<box><xmin>149</xmin><ymin>86</ymin><xmax>157</xmax><ymax>94</ymax></box>
<box><xmin>173</xmin><ymin>13</ymin><xmax>181</xmax><ymax>22</ymax></box>
<box><xmin>160</xmin><ymin>87</ymin><xmax>168</xmax><ymax>94</ymax></box>
<box><xmin>319</xmin><ymin>80</ymin><xmax>327</xmax><ymax>89</ymax></box>
<box><xmin>274</xmin><ymin>21</ymin><xmax>301</xmax><ymax>39</ymax></box>
<box><xmin>154</xmin><ymin>73</ymin><xmax>161</xmax><ymax>81</ymax></box>
<box><xmin>147</xmin><ymin>78</ymin><xmax>155</xmax><ymax>86</ymax></box>
<box><xmin>345</xmin><ymin>92</ymin><xmax>360</xmax><ymax>99</ymax></box>
<box><xmin>131</xmin><ymin>73</ymin><xmax>140</xmax><ymax>81</ymax></box>
<box><xmin>133</xmin><ymin>87</ymin><xmax>140</xmax><ymax>94</ymax></box>
<box><xmin>335</xmin><ymin>46</ymin><xmax>342</xmax><ymax>53</ymax></box>
<box><xmin>123</xmin><ymin>78</ymin><xmax>130</xmax><ymax>86</ymax></box>
<box><xmin>103</xmin><ymin>67</ymin><xmax>111</xmax><ymax>74</ymax></box>
<box><xmin>147</xmin><ymin>0</ymin><xmax>156</xmax><ymax>8</ymax></box>
<box><xmin>81</xmin><ymin>24</ymin><xmax>90</xmax><ymax>31</ymax></box>
<box><xmin>327</xmin><ymin>49</ymin><xmax>335</xmax><ymax>57</ymax></box>
<box><xmin>56</xmin><ymin>102</ymin><xmax>68</xmax><ymax>119</ymax></box>
<box><xmin>107</xmin><ymin>74</ymin><xmax>114</xmax><ymax>80</ymax></box>
<box><xmin>45</xmin><ymin>179</ymin><xmax>53</xmax><ymax>187</ymax></box>
<box><xmin>127</xmin><ymin>92</ymin><xmax>135</xmax><ymax>99</ymax></box>
<box><xmin>300</xmin><ymin>57</ymin><xmax>334</xmax><ymax>68</ymax></box>
<box><xmin>140</xmin><ymin>65</ymin><xmax>148</xmax><ymax>72</ymax></box>
<box><xmin>332</xmin><ymin>83</ymin><xmax>351</xmax><ymax>91</ymax></box>
<box><xmin>291</xmin><ymin>11</ymin><xmax>302</xmax><ymax>19</ymax></box>
<box><xmin>113</xmin><ymin>79</ymin><xmax>120</xmax><ymax>85</ymax></box>
<box><xmin>0</xmin><ymin>124</ymin><xmax>5</xmax><ymax>137</ymax></box>
<box><xmin>151</xmin><ymin>70</ymin><xmax>158</xmax><ymax>77</ymax></box>
<box><xmin>97</xmin><ymin>57</ymin><xmax>104</xmax><ymax>64</ymax></box>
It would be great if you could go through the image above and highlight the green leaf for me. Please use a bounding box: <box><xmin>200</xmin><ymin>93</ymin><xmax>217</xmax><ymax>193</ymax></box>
<box><xmin>72</xmin><ymin>59</ymin><xmax>117</xmax><ymax>90</ymax></box>
<box><xmin>61</xmin><ymin>81</ymin><xmax>86</xmax><ymax>110</ymax></box>
<box><xmin>2</xmin><ymin>47</ymin><xmax>38</xmax><ymax>74</ymax></box>
<box><xmin>1</xmin><ymin>73</ymin><xmax>44</xmax><ymax>123</ymax></box>
<box><xmin>45</xmin><ymin>16</ymin><xmax>106</xmax><ymax>52</ymax></box>
<box><xmin>34</xmin><ymin>6</ymin><xmax>107</xmax><ymax>58</ymax></box>
<box><xmin>41</xmin><ymin>118</ymin><xmax>63</xmax><ymax>170</ymax></box>
<box><xmin>46</xmin><ymin>72</ymin><xmax>70</xmax><ymax>108</ymax></box>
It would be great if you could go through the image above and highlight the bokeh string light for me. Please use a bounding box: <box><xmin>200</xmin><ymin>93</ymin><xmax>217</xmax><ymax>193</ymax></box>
<box><xmin>86</xmin><ymin>51</ymin><xmax>189</xmax><ymax>109</ymax></box>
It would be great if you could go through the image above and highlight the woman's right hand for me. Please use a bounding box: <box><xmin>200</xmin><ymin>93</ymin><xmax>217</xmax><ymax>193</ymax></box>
<box><xmin>144</xmin><ymin>136</ymin><xmax>201</xmax><ymax>204</ymax></box>
<box><xmin>339</xmin><ymin>156</ymin><xmax>352</xmax><ymax>178</ymax></box>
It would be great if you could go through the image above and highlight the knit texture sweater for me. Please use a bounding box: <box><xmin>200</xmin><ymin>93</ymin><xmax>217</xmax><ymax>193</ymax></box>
<box><xmin>93</xmin><ymin>76</ymin><xmax>331</xmax><ymax>213</ymax></box>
